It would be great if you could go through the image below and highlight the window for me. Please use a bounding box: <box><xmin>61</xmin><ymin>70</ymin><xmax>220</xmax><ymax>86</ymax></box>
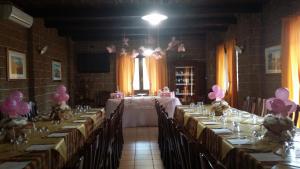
<box><xmin>133</xmin><ymin>56</ymin><xmax>150</xmax><ymax>92</ymax></box>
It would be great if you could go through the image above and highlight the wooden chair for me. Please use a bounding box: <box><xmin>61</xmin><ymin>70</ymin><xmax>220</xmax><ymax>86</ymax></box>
<box><xmin>173</xmin><ymin>107</ymin><xmax>185</xmax><ymax>128</ymax></box>
<box><xmin>199</xmin><ymin>152</ymin><xmax>226</xmax><ymax>169</ymax></box>
<box><xmin>290</xmin><ymin>105</ymin><xmax>300</xmax><ymax>127</ymax></box>
<box><xmin>184</xmin><ymin>117</ymin><xmax>198</xmax><ymax>139</ymax></box>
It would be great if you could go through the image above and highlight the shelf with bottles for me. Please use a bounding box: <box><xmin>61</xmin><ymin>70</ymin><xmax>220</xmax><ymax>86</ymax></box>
<box><xmin>175</xmin><ymin>77</ymin><xmax>194</xmax><ymax>84</ymax></box>
<box><xmin>175</xmin><ymin>88</ymin><xmax>195</xmax><ymax>96</ymax></box>
<box><xmin>175</xmin><ymin>73</ymin><xmax>194</xmax><ymax>76</ymax></box>
<box><xmin>176</xmin><ymin>83</ymin><xmax>195</xmax><ymax>86</ymax></box>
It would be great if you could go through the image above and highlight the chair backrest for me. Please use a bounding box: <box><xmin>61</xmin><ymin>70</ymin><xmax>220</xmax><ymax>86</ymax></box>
<box><xmin>290</xmin><ymin>105</ymin><xmax>300</xmax><ymax>127</ymax></box>
<box><xmin>185</xmin><ymin>117</ymin><xmax>198</xmax><ymax>139</ymax></box>
<box><xmin>174</xmin><ymin>107</ymin><xmax>185</xmax><ymax>127</ymax></box>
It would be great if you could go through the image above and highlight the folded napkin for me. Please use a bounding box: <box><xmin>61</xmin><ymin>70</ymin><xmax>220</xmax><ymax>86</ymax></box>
<box><xmin>47</xmin><ymin>133</ymin><xmax>68</xmax><ymax>138</ymax></box>
<box><xmin>249</xmin><ymin>153</ymin><xmax>284</xmax><ymax>162</ymax></box>
<box><xmin>80</xmin><ymin>114</ymin><xmax>94</xmax><ymax>118</ymax></box>
<box><xmin>195</xmin><ymin>116</ymin><xmax>208</xmax><ymax>119</ymax></box>
<box><xmin>202</xmin><ymin>121</ymin><xmax>221</xmax><ymax>125</ymax></box>
<box><xmin>26</xmin><ymin>144</ymin><xmax>55</xmax><ymax>151</ymax></box>
<box><xmin>73</xmin><ymin>120</ymin><xmax>87</xmax><ymax>123</ymax></box>
<box><xmin>211</xmin><ymin>128</ymin><xmax>232</xmax><ymax>134</ymax></box>
<box><xmin>227</xmin><ymin>138</ymin><xmax>251</xmax><ymax>145</ymax></box>
<box><xmin>62</xmin><ymin>125</ymin><xmax>81</xmax><ymax>129</ymax></box>
<box><xmin>0</xmin><ymin>161</ymin><xmax>31</xmax><ymax>169</ymax></box>
<box><xmin>86</xmin><ymin>111</ymin><xmax>97</xmax><ymax>114</ymax></box>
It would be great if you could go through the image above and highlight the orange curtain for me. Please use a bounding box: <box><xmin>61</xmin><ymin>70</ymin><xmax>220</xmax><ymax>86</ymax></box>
<box><xmin>116</xmin><ymin>53</ymin><xmax>134</xmax><ymax>96</ymax></box>
<box><xmin>225</xmin><ymin>39</ymin><xmax>238</xmax><ymax>107</ymax></box>
<box><xmin>216</xmin><ymin>44</ymin><xmax>227</xmax><ymax>91</ymax></box>
<box><xmin>146</xmin><ymin>56</ymin><xmax>168</xmax><ymax>95</ymax></box>
<box><xmin>281</xmin><ymin>16</ymin><xmax>300</xmax><ymax>104</ymax></box>
<box><xmin>281</xmin><ymin>16</ymin><xmax>300</xmax><ymax>127</ymax></box>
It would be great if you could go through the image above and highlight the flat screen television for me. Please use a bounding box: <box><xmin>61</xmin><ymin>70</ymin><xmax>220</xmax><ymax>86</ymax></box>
<box><xmin>77</xmin><ymin>52</ymin><xmax>110</xmax><ymax>73</ymax></box>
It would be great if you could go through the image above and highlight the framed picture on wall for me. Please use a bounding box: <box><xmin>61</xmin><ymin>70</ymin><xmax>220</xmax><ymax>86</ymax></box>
<box><xmin>7</xmin><ymin>50</ymin><xmax>27</xmax><ymax>80</ymax></box>
<box><xmin>52</xmin><ymin>60</ymin><xmax>62</xmax><ymax>81</ymax></box>
<box><xmin>265</xmin><ymin>45</ymin><xmax>281</xmax><ymax>74</ymax></box>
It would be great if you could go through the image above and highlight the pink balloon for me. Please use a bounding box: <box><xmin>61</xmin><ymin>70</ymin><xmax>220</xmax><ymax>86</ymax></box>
<box><xmin>17</xmin><ymin>101</ymin><xmax>30</xmax><ymax>115</ymax></box>
<box><xmin>62</xmin><ymin>94</ymin><xmax>69</xmax><ymax>102</ymax></box>
<box><xmin>57</xmin><ymin>85</ymin><xmax>67</xmax><ymax>94</ymax></box>
<box><xmin>275</xmin><ymin>88</ymin><xmax>289</xmax><ymax>101</ymax></box>
<box><xmin>284</xmin><ymin>100</ymin><xmax>297</xmax><ymax>115</ymax></box>
<box><xmin>208</xmin><ymin>92</ymin><xmax>216</xmax><ymax>100</ymax></box>
<box><xmin>266</xmin><ymin>98</ymin><xmax>275</xmax><ymax>111</ymax></box>
<box><xmin>271</xmin><ymin>99</ymin><xmax>287</xmax><ymax>115</ymax></box>
<box><xmin>9</xmin><ymin>91</ymin><xmax>23</xmax><ymax>102</ymax></box>
<box><xmin>3</xmin><ymin>98</ymin><xmax>18</xmax><ymax>112</ymax></box>
<box><xmin>212</xmin><ymin>85</ymin><xmax>220</xmax><ymax>92</ymax></box>
<box><xmin>216</xmin><ymin>90</ymin><xmax>225</xmax><ymax>99</ymax></box>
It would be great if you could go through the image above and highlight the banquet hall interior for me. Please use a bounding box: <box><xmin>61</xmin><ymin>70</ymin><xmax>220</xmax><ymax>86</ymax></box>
<box><xmin>0</xmin><ymin>0</ymin><xmax>300</xmax><ymax>169</ymax></box>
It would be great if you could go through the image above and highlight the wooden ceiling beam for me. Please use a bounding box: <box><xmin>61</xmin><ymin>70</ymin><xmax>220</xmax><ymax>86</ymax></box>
<box><xmin>58</xmin><ymin>26</ymin><xmax>227</xmax><ymax>37</ymax></box>
<box><xmin>27</xmin><ymin>3</ymin><xmax>262</xmax><ymax>18</ymax></box>
<box><xmin>69</xmin><ymin>32</ymin><xmax>206</xmax><ymax>41</ymax></box>
<box><xmin>44</xmin><ymin>16</ymin><xmax>236</xmax><ymax>30</ymax></box>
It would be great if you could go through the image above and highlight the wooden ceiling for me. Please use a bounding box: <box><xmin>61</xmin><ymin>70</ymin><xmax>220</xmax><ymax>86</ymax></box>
<box><xmin>7</xmin><ymin>0</ymin><xmax>265</xmax><ymax>41</ymax></box>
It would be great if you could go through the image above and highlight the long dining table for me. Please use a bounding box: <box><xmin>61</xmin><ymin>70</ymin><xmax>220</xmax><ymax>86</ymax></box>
<box><xmin>0</xmin><ymin>108</ymin><xmax>104</xmax><ymax>169</ymax></box>
<box><xmin>175</xmin><ymin>105</ymin><xmax>300</xmax><ymax>169</ymax></box>
<box><xmin>106</xmin><ymin>96</ymin><xmax>181</xmax><ymax>127</ymax></box>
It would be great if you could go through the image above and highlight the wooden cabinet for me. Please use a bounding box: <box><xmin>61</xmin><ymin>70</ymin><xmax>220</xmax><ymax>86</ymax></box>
<box><xmin>168</xmin><ymin>59</ymin><xmax>206</xmax><ymax>104</ymax></box>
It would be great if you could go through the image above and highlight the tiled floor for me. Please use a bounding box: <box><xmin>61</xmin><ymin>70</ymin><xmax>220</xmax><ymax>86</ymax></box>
<box><xmin>118</xmin><ymin>127</ymin><xmax>164</xmax><ymax>169</ymax></box>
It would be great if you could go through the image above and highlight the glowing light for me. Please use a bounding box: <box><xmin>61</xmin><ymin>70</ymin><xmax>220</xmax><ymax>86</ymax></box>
<box><xmin>143</xmin><ymin>48</ymin><xmax>154</xmax><ymax>56</ymax></box>
<box><xmin>142</xmin><ymin>12</ymin><xmax>168</xmax><ymax>26</ymax></box>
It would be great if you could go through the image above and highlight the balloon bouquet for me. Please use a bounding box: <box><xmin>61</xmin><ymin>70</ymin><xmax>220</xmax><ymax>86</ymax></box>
<box><xmin>0</xmin><ymin>91</ymin><xmax>31</xmax><ymax>142</ymax></box>
<box><xmin>208</xmin><ymin>85</ymin><xmax>230</xmax><ymax>116</ymax></box>
<box><xmin>263</xmin><ymin>88</ymin><xmax>297</xmax><ymax>142</ymax></box>
<box><xmin>50</xmin><ymin>85</ymin><xmax>72</xmax><ymax>122</ymax></box>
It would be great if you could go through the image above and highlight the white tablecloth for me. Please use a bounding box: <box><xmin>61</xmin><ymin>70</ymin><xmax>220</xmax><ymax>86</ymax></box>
<box><xmin>105</xmin><ymin>96</ymin><xmax>181</xmax><ymax>127</ymax></box>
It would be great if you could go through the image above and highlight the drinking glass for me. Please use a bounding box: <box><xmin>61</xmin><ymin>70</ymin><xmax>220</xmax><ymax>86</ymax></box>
<box><xmin>232</xmin><ymin>121</ymin><xmax>241</xmax><ymax>136</ymax></box>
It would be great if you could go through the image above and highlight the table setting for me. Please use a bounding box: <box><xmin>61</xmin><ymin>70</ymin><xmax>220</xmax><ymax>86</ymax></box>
<box><xmin>0</xmin><ymin>85</ymin><xmax>105</xmax><ymax>169</ymax></box>
<box><xmin>175</xmin><ymin>85</ymin><xmax>300</xmax><ymax>169</ymax></box>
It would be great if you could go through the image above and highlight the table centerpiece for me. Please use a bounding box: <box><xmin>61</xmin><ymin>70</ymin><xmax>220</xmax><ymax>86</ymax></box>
<box><xmin>0</xmin><ymin>91</ymin><xmax>31</xmax><ymax>142</ymax></box>
<box><xmin>50</xmin><ymin>85</ymin><xmax>72</xmax><ymax>122</ymax></box>
<box><xmin>263</xmin><ymin>88</ymin><xmax>297</xmax><ymax>143</ymax></box>
<box><xmin>208</xmin><ymin>85</ymin><xmax>230</xmax><ymax>116</ymax></box>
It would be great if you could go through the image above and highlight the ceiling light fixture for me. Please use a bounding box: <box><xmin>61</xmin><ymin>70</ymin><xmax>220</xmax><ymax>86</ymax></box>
<box><xmin>142</xmin><ymin>12</ymin><xmax>168</xmax><ymax>26</ymax></box>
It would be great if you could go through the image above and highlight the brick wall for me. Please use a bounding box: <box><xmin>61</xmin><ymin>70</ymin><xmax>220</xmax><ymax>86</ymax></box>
<box><xmin>73</xmin><ymin>35</ymin><xmax>205</xmax><ymax>103</ymax></box>
<box><xmin>205</xmin><ymin>0</ymin><xmax>300</xmax><ymax>108</ymax></box>
<box><xmin>0</xmin><ymin>18</ymin><xmax>73</xmax><ymax>113</ymax></box>
<box><xmin>0</xmin><ymin>21</ymin><xmax>29</xmax><ymax>102</ymax></box>
<box><xmin>262</xmin><ymin>0</ymin><xmax>300</xmax><ymax>98</ymax></box>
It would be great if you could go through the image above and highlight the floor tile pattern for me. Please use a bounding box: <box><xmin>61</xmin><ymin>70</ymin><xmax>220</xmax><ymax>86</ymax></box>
<box><xmin>119</xmin><ymin>127</ymin><xmax>164</xmax><ymax>169</ymax></box>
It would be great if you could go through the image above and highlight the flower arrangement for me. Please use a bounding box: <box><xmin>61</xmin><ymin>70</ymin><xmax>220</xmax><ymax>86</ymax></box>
<box><xmin>208</xmin><ymin>85</ymin><xmax>230</xmax><ymax>116</ymax></box>
<box><xmin>0</xmin><ymin>91</ymin><xmax>31</xmax><ymax>142</ymax></box>
<box><xmin>158</xmin><ymin>86</ymin><xmax>174</xmax><ymax>97</ymax></box>
<box><xmin>110</xmin><ymin>91</ymin><xmax>124</xmax><ymax>99</ymax></box>
<box><xmin>263</xmin><ymin>88</ymin><xmax>297</xmax><ymax>142</ymax></box>
<box><xmin>50</xmin><ymin>85</ymin><xmax>72</xmax><ymax>122</ymax></box>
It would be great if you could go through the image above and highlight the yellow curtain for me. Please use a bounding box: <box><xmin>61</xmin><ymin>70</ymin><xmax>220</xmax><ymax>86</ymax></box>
<box><xmin>216</xmin><ymin>44</ymin><xmax>227</xmax><ymax>91</ymax></box>
<box><xmin>225</xmin><ymin>39</ymin><xmax>238</xmax><ymax>107</ymax></box>
<box><xmin>281</xmin><ymin>16</ymin><xmax>300</xmax><ymax>126</ymax></box>
<box><xmin>146</xmin><ymin>56</ymin><xmax>168</xmax><ymax>95</ymax></box>
<box><xmin>116</xmin><ymin>53</ymin><xmax>134</xmax><ymax>96</ymax></box>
